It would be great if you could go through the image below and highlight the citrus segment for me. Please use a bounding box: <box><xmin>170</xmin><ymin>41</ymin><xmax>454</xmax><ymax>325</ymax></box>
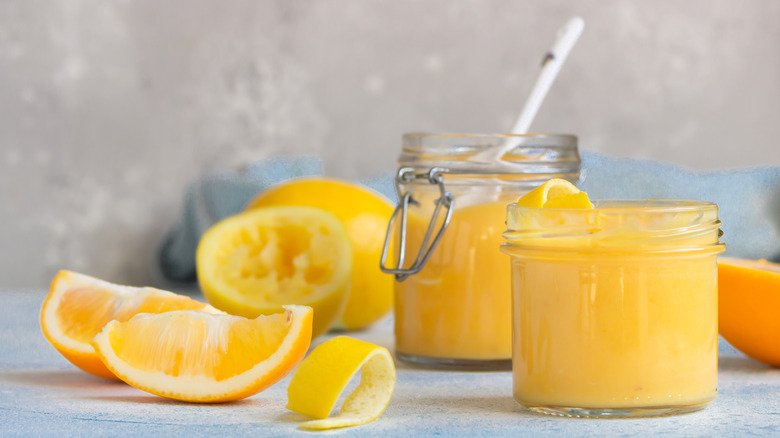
<box><xmin>197</xmin><ymin>206</ymin><xmax>352</xmax><ymax>338</ymax></box>
<box><xmin>516</xmin><ymin>178</ymin><xmax>592</xmax><ymax>209</ymax></box>
<box><xmin>286</xmin><ymin>336</ymin><xmax>395</xmax><ymax>430</ymax></box>
<box><xmin>91</xmin><ymin>305</ymin><xmax>313</xmax><ymax>402</ymax></box>
<box><xmin>40</xmin><ymin>270</ymin><xmax>219</xmax><ymax>379</ymax></box>
<box><xmin>246</xmin><ymin>177</ymin><xmax>394</xmax><ymax>330</ymax></box>
<box><xmin>718</xmin><ymin>257</ymin><xmax>780</xmax><ymax>366</ymax></box>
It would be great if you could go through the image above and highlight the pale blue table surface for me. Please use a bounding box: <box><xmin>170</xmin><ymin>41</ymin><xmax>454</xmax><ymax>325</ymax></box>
<box><xmin>2</xmin><ymin>288</ymin><xmax>779</xmax><ymax>437</ymax></box>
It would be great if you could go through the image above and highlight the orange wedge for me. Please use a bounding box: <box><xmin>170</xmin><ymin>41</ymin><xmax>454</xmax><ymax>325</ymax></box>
<box><xmin>40</xmin><ymin>270</ymin><xmax>220</xmax><ymax>379</ymax></box>
<box><xmin>91</xmin><ymin>305</ymin><xmax>313</xmax><ymax>402</ymax></box>
<box><xmin>718</xmin><ymin>257</ymin><xmax>780</xmax><ymax>366</ymax></box>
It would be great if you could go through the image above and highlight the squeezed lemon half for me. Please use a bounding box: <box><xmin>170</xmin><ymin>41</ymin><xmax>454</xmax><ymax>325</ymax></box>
<box><xmin>196</xmin><ymin>206</ymin><xmax>352</xmax><ymax>338</ymax></box>
<box><xmin>246</xmin><ymin>177</ymin><xmax>395</xmax><ymax>330</ymax></box>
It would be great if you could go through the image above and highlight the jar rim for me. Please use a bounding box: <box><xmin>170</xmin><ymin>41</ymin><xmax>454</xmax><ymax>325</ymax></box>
<box><xmin>507</xmin><ymin>199</ymin><xmax>719</xmax><ymax>215</ymax></box>
<box><xmin>398</xmin><ymin>132</ymin><xmax>581</xmax><ymax>176</ymax></box>
<box><xmin>403</xmin><ymin>132</ymin><xmax>577</xmax><ymax>140</ymax></box>
<box><xmin>504</xmin><ymin>199</ymin><xmax>724</xmax><ymax>251</ymax></box>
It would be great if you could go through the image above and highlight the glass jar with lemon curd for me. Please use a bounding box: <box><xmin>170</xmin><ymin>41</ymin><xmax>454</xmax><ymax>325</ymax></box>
<box><xmin>502</xmin><ymin>199</ymin><xmax>725</xmax><ymax>417</ymax></box>
<box><xmin>380</xmin><ymin>133</ymin><xmax>581</xmax><ymax>369</ymax></box>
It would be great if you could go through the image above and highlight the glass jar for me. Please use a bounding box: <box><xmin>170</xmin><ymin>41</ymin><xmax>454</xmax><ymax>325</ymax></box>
<box><xmin>380</xmin><ymin>133</ymin><xmax>581</xmax><ymax>369</ymax></box>
<box><xmin>502</xmin><ymin>200</ymin><xmax>725</xmax><ymax>417</ymax></box>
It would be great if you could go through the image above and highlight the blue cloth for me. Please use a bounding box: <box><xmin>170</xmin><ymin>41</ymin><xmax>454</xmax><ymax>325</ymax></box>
<box><xmin>153</xmin><ymin>152</ymin><xmax>780</xmax><ymax>290</ymax></box>
<box><xmin>153</xmin><ymin>155</ymin><xmax>396</xmax><ymax>289</ymax></box>
<box><xmin>579</xmin><ymin>152</ymin><xmax>780</xmax><ymax>261</ymax></box>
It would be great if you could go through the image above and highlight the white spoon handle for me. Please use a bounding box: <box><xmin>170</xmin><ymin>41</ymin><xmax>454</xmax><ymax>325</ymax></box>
<box><xmin>510</xmin><ymin>17</ymin><xmax>585</xmax><ymax>134</ymax></box>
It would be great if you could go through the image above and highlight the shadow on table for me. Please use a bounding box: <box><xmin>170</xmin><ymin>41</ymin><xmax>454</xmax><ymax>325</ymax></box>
<box><xmin>0</xmin><ymin>369</ymin><xmax>256</xmax><ymax>407</ymax></box>
<box><xmin>273</xmin><ymin>411</ymin><xmax>309</xmax><ymax>424</ymax></box>
<box><xmin>80</xmin><ymin>394</ymin><xmax>255</xmax><ymax>407</ymax></box>
<box><xmin>718</xmin><ymin>356</ymin><xmax>775</xmax><ymax>373</ymax></box>
<box><xmin>0</xmin><ymin>369</ymin><xmax>121</xmax><ymax>390</ymax></box>
<box><xmin>395</xmin><ymin>395</ymin><xmax>524</xmax><ymax>415</ymax></box>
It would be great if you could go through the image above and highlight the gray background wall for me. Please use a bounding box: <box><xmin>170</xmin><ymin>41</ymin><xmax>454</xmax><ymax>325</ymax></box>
<box><xmin>2</xmin><ymin>0</ymin><xmax>779</xmax><ymax>288</ymax></box>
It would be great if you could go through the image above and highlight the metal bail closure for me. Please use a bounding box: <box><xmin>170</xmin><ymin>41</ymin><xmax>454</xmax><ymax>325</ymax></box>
<box><xmin>380</xmin><ymin>167</ymin><xmax>454</xmax><ymax>282</ymax></box>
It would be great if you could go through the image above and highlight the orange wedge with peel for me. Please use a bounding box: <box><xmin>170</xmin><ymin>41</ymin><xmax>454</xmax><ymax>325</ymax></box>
<box><xmin>91</xmin><ymin>305</ymin><xmax>313</xmax><ymax>402</ymax></box>
<box><xmin>718</xmin><ymin>257</ymin><xmax>780</xmax><ymax>366</ymax></box>
<box><xmin>40</xmin><ymin>270</ymin><xmax>220</xmax><ymax>379</ymax></box>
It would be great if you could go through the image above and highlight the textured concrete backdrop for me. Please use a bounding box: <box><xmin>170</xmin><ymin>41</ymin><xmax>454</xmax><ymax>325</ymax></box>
<box><xmin>1</xmin><ymin>1</ymin><xmax>779</xmax><ymax>288</ymax></box>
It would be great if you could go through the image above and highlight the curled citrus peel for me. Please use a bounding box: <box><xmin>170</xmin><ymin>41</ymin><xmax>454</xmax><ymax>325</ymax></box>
<box><xmin>286</xmin><ymin>336</ymin><xmax>396</xmax><ymax>430</ymax></box>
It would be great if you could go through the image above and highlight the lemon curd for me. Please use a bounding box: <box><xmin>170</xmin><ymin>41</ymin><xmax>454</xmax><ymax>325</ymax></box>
<box><xmin>503</xmin><ymin>200</ymin><xmax>724</xmax><ymax>417</ymax></box>
<box><xmin>383</xmin><ymin>133</ymin><xmax>582</xmax><ymax>369</ymax></box>
<box><xmin>394</xmin><ymin>200</ymin><xmax>512</xmax><ymax>363</ymax></box>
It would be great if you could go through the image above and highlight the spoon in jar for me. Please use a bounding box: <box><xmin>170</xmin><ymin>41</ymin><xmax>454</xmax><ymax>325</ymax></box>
<box><xmin>473</xmin><ymin>16</ymin><xmax>585</xmax><ymax>164</ymax></box>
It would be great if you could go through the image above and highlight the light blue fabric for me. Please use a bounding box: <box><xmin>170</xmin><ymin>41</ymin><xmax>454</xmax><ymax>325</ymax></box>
<box><xmin>155</xmin><ymin>156</ymin><xmax>322</xmax><ymax>286</ymax></box>
<box><xmin>153</xmin><ymin>152</ymin><xmax>780</xmax><ymax>290</ymax></box>
<box><xmin>153</xmin><ymin>155</ymin><xmax>396</xmax><ymax>289</ymax></box>
<box><xmin>579</xmin><ymin>152</ymin><xmax>780</xmax><ymax>261</ymax></box>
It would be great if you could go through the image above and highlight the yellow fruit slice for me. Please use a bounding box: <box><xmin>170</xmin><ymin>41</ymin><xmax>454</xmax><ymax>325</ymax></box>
<box><xmin>40</xmin><ymin>270</ymin><xmax>220</xmax><ymax>379</ymax></box>
<box><xmin>197</xmin><ymin>206</ymin><xmax>352</xmax><ymax>338</ymax></box>
<box><xmin>286</xmin><ymin>336</ymin><xmax>395</xmax><ymax>430</ymax></box>
<box><xmin>516</xmin><ymin>178</ymin><xmax>592</xmax><ymax>208</ymax></box>
<box><xmin>91</xmin><ymin>305</ymin><xmax>313</xmax><ymax>402</ymax></box>
<box><xmin>246</xmin><ymin>177</ymin><xmax>394</xmax><ymax>331</ymax></box>
<box><xmin>718</xmin><ymin>257</ymin><xmax>780</xmax><ymax>366</ymax></box>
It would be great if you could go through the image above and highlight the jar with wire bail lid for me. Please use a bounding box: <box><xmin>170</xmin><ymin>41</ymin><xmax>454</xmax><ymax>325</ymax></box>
<box><xmin>380</xmin><ymin>133</ymin><xmax>581</xmax><ymax>369</ymax></box>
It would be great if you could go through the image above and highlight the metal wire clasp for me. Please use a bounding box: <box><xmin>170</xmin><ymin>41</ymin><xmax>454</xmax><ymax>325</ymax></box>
<box><xmin>380</xmin><ymin>167</ymin><xmax>454</xmax><ymax>281</ymax></box>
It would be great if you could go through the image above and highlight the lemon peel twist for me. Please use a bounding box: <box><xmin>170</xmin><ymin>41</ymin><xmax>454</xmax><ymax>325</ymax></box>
<box><xmin>286</xmin><ymin>336</ymin><xmax>396</xmax><ymax>430</ymax></box>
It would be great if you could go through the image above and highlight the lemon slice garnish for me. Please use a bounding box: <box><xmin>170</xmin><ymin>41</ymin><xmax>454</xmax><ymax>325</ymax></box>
<box><xmin>517</xmin><ymin>178</ymin><xmax>592</xmax><ymax>208</ymax></box>
<box><xmin>286</xmin><ymin>336</ymin><xmax>396</xmax><ymax>430</ymax></box>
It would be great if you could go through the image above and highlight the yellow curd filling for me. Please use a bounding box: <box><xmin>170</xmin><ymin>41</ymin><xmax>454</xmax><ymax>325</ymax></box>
<box><xmin>503</xmin><ymin>180</ymin><xmax>724</xmax><ymax>410</ymax></box>
<box><xmin>395</xmin><ymin>200</ymin><xmax>512</xmax><ymax>360</ymax></box>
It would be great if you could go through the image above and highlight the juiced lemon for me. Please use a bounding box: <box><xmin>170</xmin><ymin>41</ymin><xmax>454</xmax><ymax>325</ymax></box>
<box><xmin>196</xmin><ymin>206</ymin><xmax>352</xmax><ymax>338</ymax></box>
<box><xmin>246</xmin><ymin>177</ymin><xmax>394</xmax><ymax>330</ymax></box>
